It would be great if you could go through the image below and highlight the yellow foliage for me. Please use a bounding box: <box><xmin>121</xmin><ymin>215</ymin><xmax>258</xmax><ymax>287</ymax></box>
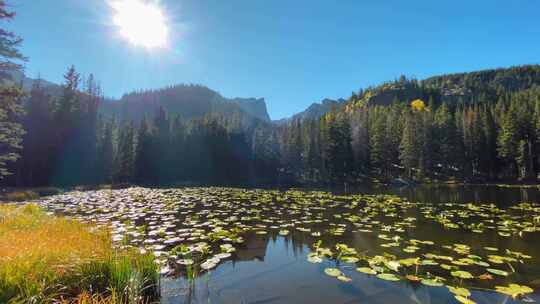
<box><xmin>411</xmin><ymin>99</ymin><xmax>427</xmax><ymax>111</ymax></box>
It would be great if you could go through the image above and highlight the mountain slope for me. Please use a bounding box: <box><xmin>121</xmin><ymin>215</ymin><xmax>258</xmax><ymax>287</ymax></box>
<box><xmin>1</xmin><ymin>70</ymin><xmax>62</xmax><ymax>95</ymax></box>
<box><xmin>344</xmin><ymin>64</ymin><xmax>540</xmax><ymax>110</ymax></box>
<box><xmin>276</xmin><ymin>98</ymin><xmax>346</xmax><ymax>124</ymax></box>
<box><xmin>4</xmin><ymin>71</ymin><xmax>272</xmax><ymax>124</ymax></box>
<box><xmin>99</xmin><ymin>84</ymin><xmax>271</xmax><ymax>123</ymax></box>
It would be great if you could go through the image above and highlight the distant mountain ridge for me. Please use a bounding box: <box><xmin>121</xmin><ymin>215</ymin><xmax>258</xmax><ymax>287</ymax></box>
<box><xmin>100</xmin><ymin>85</ymin><xmax>271</xmax><ymax>123</ymax></box>
<box><xmin>7</xmin><ymin>64</ymin><xmax>540</xmax><ymax>126</ymax></box>
<box><xmin>3</xmin><ymin>70</ymin><xmax>62</xmax><ymax>95</ymax></box>
<box><xmin>277</xmin><ymin>64</ymin><xmax>540</xmax><ymax>123</ymax></box>
<box><xmin>6</xmin><ymin>71</ymin><xmax>271</xmax><ymax>123</ymax></box>
<box><xmin>229</xmin><ymin>97</ymin><xmax>270</xmax><ymax>121</ymax></box>
<box><xmin>345</xmin><ymin>64</ymin><xmax>540</xmax><ymax>109</ymax></box>
<box><xmin>276</xmin><ymin>98</ymin><xmax>346</xmax><ymax>123</ymax></box>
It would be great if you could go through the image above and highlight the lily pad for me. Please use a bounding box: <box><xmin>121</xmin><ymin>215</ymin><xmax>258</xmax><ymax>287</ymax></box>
<box><xmin>337</xmin><ymin>275</ymin><xmax>352</xmax><ymax>282</ymax></box>
<box><xmin>486</xmin><ymin>268</ymin><xmax>509</xmax><ymax>277</ymax></box>
<box><xmin>341</xmin><ymin>256</ymin><xmax>360</xmax><ymax>263</ymax></box>
<box><xmin>455</xmin><ymin>295</ymin><xmax>476</xmax><ymax>304</ymax></box>
<box><xmin>377</xmin><ymin>273</ymin><xmax>400</xmax><ymax>281</ymax></box>
<box><xmin>421</xmin><ymin>279</ymin><xmax>444</xmax><ymax>287</ymax></box>
<box><xmin>307</xmin><ymin>253</ymin><xmax>323</xmax><ymax>263</ymax></box>
<box><xmin>324</xmin><ymin>267</ymin><xmax>342</xmax><ymax>277</ymax></box>
<box><xmin>495</xmin><ymin>284</ymin><xmax>534</xmax><ymax>298</ymax></box>
<box><xmin>356</xmin><ymin>267</ymin><xmax>377</xmax><ymax>275</ymax></box>
<box><xmin>447</xmin><ymin>286</ymin><xmax>471</xmax><ymax>297</ymax></box>
<box><xmin>451</xmin><ymin>271</ymin><xmax>474</xmax><ymax>279</ymax></box>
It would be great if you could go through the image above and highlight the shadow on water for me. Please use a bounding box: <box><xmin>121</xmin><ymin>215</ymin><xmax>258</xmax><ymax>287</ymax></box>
<box><xmin>321</xmin><ymin>184</ymin><xmax>540</xmax><ymax>207</ymax></box>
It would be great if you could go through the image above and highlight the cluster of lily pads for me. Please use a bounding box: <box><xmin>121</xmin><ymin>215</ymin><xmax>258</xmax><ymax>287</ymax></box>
<box><xmin>310</xmin><ymin>240</ymin><xmax>535</xmax><ymax>303</ymax></box>
<box><xmin>36</xmin><ymin>187</ymin><xmax>539</xmax><ymax>303</ymax></box>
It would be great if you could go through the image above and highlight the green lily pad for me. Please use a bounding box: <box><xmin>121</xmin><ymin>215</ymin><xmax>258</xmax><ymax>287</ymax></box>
<box><xmin>421</xmin><ymin>259</ymin><xmax>438</xmax><ymax>266</ymax></box>
<box><xmin>495</xmin><ymin>284</ymin><xmax>534</xmax><ymax>298</ymax></box>
<box><xmin>447</xmin><ymin>286</ymin><xmax>471</xmax><ymax>297</ymax></box>
<box><xmin>486</xmin><ymin>268</ymin><xmax>509</xmax><ymax>277</ymax></box>
<box><xmin>451</xmin><ymin>271</ymin><xmax>474</xmax><ymax>279</ymax></box>
<box><xmin>341</xmin><ymin>256</ymin><xmax>360</xmax><ymax>263</ymax></box>
<box><xmin>356</xmin><ymin>267</ymin><xmax>377</xmax><ymax>275</ymax></box>
<box><xmin>399</xmin><ymin>258</ymin><xmax>420</xmax><ymax>267</ymax></box>
<box><xmin>473</xmin><ymin>261</ymin><xmax>490</xmax><ymax>267</ymax></box>
<box><xmin>421</xmin><ymin>279</ymin><xmax>444</xmax><ymax>287</ymax></box>
<box><xmin>455</xmin><ymin>295</ymin><xmax>476</xmax><ymax>304</ymax></box>
<box><xmin>324</xmin><ymin>267</ymin><xmax>342</xmax><ymax>277</ymax></box>
<box><xmin>377</xmin><ymin>273</ymin><xmax>400</xmax><ymax>281</ymax></box>
<box><xmin>337</xmin><ymin>275</ymin><xmax>352</xmax><ymax>282</ymax></box>
<box><xmin>385</xmin><ymin>260</ymin><xmax>400</xmax><ymax>271</ymax></box>
<box><xmin>307</xmin><ymin>253</ymin><xmax>323</xmax><ymax>263</ymax></box>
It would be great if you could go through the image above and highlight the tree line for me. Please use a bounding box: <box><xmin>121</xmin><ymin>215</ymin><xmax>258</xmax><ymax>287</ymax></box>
<box><xmin>4</xmin><ymin>70</ymin><xmax>540</xmax><ymax>187</ymax></box>
<box><xmin>278</xmin><ymin>79</ymin><xmax>540</xmax><ymax>184</ymax></box>
<box><xmin>3</xmin><ymin>0</ymin><xmax>540</xmax><ymax>187</ymax></box>
<box><xmin>2</xmin><ymin>66</ymin><xmax>282</xmax><ymax>187</ymax></box>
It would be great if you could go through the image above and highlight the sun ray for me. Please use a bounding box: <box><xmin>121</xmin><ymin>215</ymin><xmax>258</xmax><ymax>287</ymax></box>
<box><xmin>110</xmin><ymin>0</ymin><xmax>168</xmax><ymax>49</ymax></box>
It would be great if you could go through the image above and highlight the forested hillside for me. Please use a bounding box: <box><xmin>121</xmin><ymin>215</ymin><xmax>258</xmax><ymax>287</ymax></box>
<box><xmin>3</xmin><ymin>64</ymin><xmax>540</xmax><ymax>187</ymax></box>
<box><xmin>101</xmin><ymin>85</ymin><xmax>270</xmax><ymax>123</ymax></box>
<box><xmin>1</xmin><ymin>66</ymin><xmax>278</xmax><ymax>187</ymax></box>
<box><xmin>279</xmin><ymin>65</ymin><xmax>540</xmax><ymax>184</ymax></box>
<box><xmin>276</xmin><ymin>98</ymin><xmax>346</xmax><ymax>123</ymax></box>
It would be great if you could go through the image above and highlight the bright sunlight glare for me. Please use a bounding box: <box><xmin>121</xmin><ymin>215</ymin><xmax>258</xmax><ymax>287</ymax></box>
<box><xmin>110</xmin><ymin>0</ymin><xmax>168</xmax><ymax>49</ymax></box>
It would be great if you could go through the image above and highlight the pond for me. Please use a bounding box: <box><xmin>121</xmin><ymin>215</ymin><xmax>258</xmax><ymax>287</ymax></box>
<box><xmin>37</xmin><ymin>185</ymin><xmax>540</xmax><ymax>304</ymax></box>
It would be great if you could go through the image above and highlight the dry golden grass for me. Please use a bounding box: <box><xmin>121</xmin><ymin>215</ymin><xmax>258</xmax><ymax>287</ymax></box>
<box><xmin>0</xmin><ymin>204</ymin><xmax>111</xmax><ymax>270</ymax></box>
<box><xmin>62</xmin><ymin>291</ymin><xmax>155</xmax><ymax>304</ymax></box>
<box><xmin>61</xmin><ymin>292</ymin><xmax>119</xmax><ymax>304</ymax></box>
<box><xmin>0</xmin><ymin>204</ymin><xmax>159</xmax><ymax>304</ymax></box>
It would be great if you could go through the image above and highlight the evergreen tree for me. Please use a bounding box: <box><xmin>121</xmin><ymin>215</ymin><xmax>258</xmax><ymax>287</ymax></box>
<box><xmin>323</xmin><ymin>111</ymin><xmax>353</xmax><ymax>182</ymax></box>
<box><xmin>369</xmin><ymin>108</ymin><xmax>391</xmax><ymax>177</ymax></box>
<box><xmin>97</xmin><ymin>117</ymin><xmax>114</xmax><ymax>184</ymax></box>
<box><xmin>497</xmin><ymin>109</ymin><xmax>520</xmax><ymax>178</ymax></box>
<box><xmin>18</xmin><ymin>79</ymin><xmax>54</xmax><ymax>185</ymax></box>
<box><xmin>134</xmin><ymin>117</ymin><xmax>154</xmax><ymax>184</ymax></box>
<box><xmin>399</xmin><ymin>112</ymin><xmax>418</xmax><ymax>178</ymax></box>
<box><xmin>0</xmin><ymin>1</ymin><xmax>26</xmax><ymax>178</ymax></box>
<box><xmin>114</xmin><ymin>122</ymin><xmax>135</xmax><ymax>183</ymax></box>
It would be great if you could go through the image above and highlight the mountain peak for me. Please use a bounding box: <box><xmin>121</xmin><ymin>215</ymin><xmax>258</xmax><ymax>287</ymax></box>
<box><xmin>229</xmin><ymin>97</ymin><xmax>270</xmax><ymax>121</ymax></box>
<box><xmin>277</xmin><ymin>98</ymin><xmax>345</xmax><ymax>123</ymax></box>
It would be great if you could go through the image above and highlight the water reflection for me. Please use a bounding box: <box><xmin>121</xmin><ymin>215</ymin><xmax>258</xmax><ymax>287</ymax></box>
<box><xmin>163</xmin><ymin>235</ymin><xmax>539</xmax><ymax>304</ymax></box>
<box><xmin>318</xmin><ymin>184</ymin><xmax>540</xmax><ymax>206</ymax></box>
<box><xmin>160</xmin><ymin>185</ymin><xmax>540</xmax><ymax>304</ymax></box>
<box><xmin>39</xmin><ymin>185</ymin><xmax>540</xmax><ymax>304</ymax></box>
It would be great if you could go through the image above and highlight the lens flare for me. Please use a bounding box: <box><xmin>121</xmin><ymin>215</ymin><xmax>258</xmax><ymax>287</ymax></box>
<box><xmin>110</xmin><ymin>0</ymin><xmax>168</xmax><ymax>49</ymax></box>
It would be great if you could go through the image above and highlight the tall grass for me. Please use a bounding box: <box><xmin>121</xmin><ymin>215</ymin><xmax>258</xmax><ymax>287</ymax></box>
<box><xmin>0</xmin><ymin>204</ymin><xmax>159</xmax><ymax>304</ymax></box>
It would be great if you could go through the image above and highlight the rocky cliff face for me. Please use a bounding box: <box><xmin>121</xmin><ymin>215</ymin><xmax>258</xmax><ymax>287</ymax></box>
<box><xmin>276</xmin><ymin>98</ymin><xmax>346</xmax><ymax>123</ymax></box>
<box><xmin>7</xmin><ymin>71</ymin><xmax>272</xmax><ymax>124</ymax></box>
<box><xmin>229</xmin><ymin>97</ymin><xmax>270</xmax><ymax>121</ymax></box>
<box><xmin>100</xmin><ymin>85</ymin><xmax>271</xmax><ymax>123</ymax></box>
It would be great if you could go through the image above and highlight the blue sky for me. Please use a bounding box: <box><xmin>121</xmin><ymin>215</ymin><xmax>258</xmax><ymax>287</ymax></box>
<box><xmin>9</xmin><ymin>0</ymin><xmax>540</xmax><ymax>119</ymax></box>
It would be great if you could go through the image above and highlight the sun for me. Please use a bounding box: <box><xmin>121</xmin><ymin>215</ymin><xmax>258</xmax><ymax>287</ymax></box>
<box><xmin>110</xmin><ymin>0</ymin><xmax>169</xmax><ymax>49</ymax></box>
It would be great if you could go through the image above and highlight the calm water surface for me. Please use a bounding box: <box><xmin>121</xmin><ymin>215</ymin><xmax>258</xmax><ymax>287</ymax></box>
<box><xmin>161</xmin><ymin>185</ymin><xmax>540</xmax><ymax>304</ymax></box>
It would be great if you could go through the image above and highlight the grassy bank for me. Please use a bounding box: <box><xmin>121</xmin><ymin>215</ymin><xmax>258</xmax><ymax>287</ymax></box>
<box><xmin>0</xmin><ymin>204</ymin><xmax>159</xmax><ymax>304</ymax></box>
